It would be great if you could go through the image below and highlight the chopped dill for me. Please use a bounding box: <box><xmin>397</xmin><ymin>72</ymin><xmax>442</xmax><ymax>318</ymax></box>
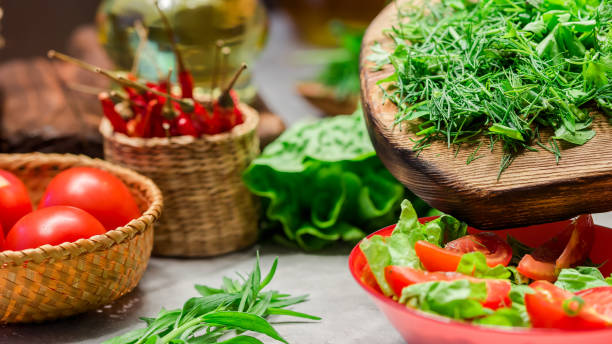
<box><xmin>371</xmin><ymin>0</ymin><xmax>612</xmax><ymax>177</ymax></box>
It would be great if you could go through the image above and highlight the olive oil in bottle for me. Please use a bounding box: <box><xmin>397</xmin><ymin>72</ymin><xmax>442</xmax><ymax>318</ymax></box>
<box><xmin>97</xmin><ymin>0</ymin><xmax>267</xmax><ymax>102</ymax></box>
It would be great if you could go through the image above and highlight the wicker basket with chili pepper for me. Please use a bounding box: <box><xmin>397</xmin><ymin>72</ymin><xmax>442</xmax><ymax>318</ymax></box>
<box><xmin>47</xmin><ymin>3</ymin><xmax>260</xmax><ymax>257</ymax></box>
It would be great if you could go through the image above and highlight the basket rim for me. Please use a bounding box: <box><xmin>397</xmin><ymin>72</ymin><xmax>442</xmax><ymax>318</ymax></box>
<box><xmin>0</xmin><ymin>153</ymin><xmax>163</xmax><ymax>265</ymax></box>
<box><xmin>99</xmin><ymin>102</ymin><xmax>259</xmax><ymax>148</ymax></box>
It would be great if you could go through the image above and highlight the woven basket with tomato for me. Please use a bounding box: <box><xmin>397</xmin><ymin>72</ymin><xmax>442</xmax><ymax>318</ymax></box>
<box><xmin>0</xmin><ymin>153</ymin><xmax>162</xmax><ymax>323</ymax></box>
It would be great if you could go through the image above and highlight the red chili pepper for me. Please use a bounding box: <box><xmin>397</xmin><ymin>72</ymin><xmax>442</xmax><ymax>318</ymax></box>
<box><xmin>230</xmin><ymin>89</ymin><xmax>244</xmax><ymax>126</ymax></box>
<box><xmin>99</xmin><ymin>93</ymin><xmax>127</xmax><ymax>134</ymax></box>
<box><xmin>178</xmin><ymin>70</ymin><xmax>194</xmax><ymax>99</ymax></box>
<box><xmin>212</xmin><ymin>89</ymin><xmax>243</xmax><ymax>133</ymax></box>
<box><xmin>174</xmin><ymin>112</ymin><xmax>199</xmax><ymax>137</ymax></box>
<box><xmin>145</xmin><ymin>99</ymin><xmax>164</xmax><ymax>138</ymax></box>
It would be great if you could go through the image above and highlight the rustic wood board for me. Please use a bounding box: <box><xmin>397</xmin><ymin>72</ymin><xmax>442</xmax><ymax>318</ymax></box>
<box><xmin>360</xmin><ymin>1</ymin><xmax>612</xmax><ymax>229</ymax></box>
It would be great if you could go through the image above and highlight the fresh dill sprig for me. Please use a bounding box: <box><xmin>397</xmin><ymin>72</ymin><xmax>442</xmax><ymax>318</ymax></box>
<box><xmin>372</xmin><ymin>0</ymin><xmax>612</xmax><ymax>177</ymax></box>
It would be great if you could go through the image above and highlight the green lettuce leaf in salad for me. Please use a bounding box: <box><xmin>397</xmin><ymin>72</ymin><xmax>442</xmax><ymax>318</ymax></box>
<box><xmin>399</xmin><ymin>279</ymin><xmax>532</xmax><ymax>327</ymax></box>
<box><xmin>457</xmin><ymin>252</ymin><xmax>512</xmax><ymax>280</ymax></box>
<box><xmin>400</xmin><ymin>279</ymin><xmax>489</xmax><ymax>320</ymax></box>
<box><xmin>555</xmin><ymin>266</ymin><xmax>612</xmax><ymax>292</ymax></box>
<box><xmin>243</xmin><ymin>110</ymin><xmax>434</xmax><ymax>251</ymax></box>
<box><xmin>474</xmin><ymin>285</ymin><xmax>533</xmax><ymax>328</ymax></box>
<box><xmin>360</xmin><ymin>199</ymin><xmax>466</xmax><ymax>296</ymax></box>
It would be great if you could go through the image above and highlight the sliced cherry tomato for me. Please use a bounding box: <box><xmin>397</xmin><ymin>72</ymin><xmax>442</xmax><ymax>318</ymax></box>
<box><xmin>384</xmin><ymin>266</ymin><xmax>511</xmax><ymax>309</ymax></box>
<box><xmin>525</xmin><ymin>280</ymin><xmax>611</xmax><ymax>330</ymax></box>
<box><xmin>4</xmin><ymin>206</ymin><xmax>106</xmax><ymax>250</ymax></box>
<box><xmin>0</xmin><ymin>170</ymin><xmax>32</xmax><ymax>236</ymax></box>
<box><xmin>518</xmin><ymin>215</ymin><xmax>594</xmax><ymax>282</ymax></box>
<box><xmin>38</xmin><ymin>167</ymin><xmax>141</xmax><ymax>231</ymax></box>
<box><xmin>415</xmin><ymin>240</ymin><xmax>462</xmax><ymax>272</ymax></box>
<box><xmin>415</xmin><ymin>233</ymin><xmax>512</xmax><ymax>273</ymax></box>
<box><xmin>576</xmin><ymin>287</ymin><xmax>612</xmax><ymax>319</ymax></box>
<box><xmin>516</xmin><ymin>254</ymin><xmax>557</xmax><ymax>282</ymax></box>
<box><xmin>556</xmin><ymin>215</ymin><xmax>595</xmax><ymax>269</ymax></box>
<box><xmin>445</xmin><ymin>232</ymin><xmax>513</xmax><ymax>267</ymax></box>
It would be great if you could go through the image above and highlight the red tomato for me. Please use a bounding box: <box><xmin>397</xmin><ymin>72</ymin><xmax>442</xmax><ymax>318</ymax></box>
<box><xmin>38</xmin><ymin>167</ymin><xmax>140</xmax><ymax>231</ymax></box>
<box><xmin>556</xmin><ymin>215</ymin><xmax>595</xmax><ymax>269</ymax></box>
<box><xmin>415</xmin><ymin>233</ymin><xmax>512</xmax><ymax>273</ymax></box>
<box><xmin>0</xmin><ymin>170</ymin><xmax>32</xmax><ymax>236</ymax></box>
<box><xmin>576</xmin><ymin>287</ymin><xmax>612</xmax><ymax>320</ymax></box>
<box><xmin>415</xmin><ymin>240</ymin><xmax>462</xmax><ymax>272</ymax></box>
<box><xmin>518</xmin><ymin>215</ymin><xmax>594</xmax><ymax>282</ymax></box>
<box><xmin>525</xmin><ymin>281</ymin><xmax>611</xmax><ymax>330</ymax></box>
<box><xmin>384</xmin><ymin>266</ymin><xmax>511</xmax><ymax>309</ymax></box>
<box><xmin>445</xmin><ymin>233</ymin><xmax>513</xmax><ymax>267</ymax></box>
<box><xmin>4</xmin><ymin>206</ymin><xmax>106</xmax><ymax>250</ymax></box>
<box><xmin>516</xmin><ymin>254</ymin><xmax>557</xmax><ymax>282</ymax></box>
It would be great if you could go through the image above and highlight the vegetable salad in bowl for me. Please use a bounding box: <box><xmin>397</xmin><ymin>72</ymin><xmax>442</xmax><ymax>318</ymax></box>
<box><xmin>356</xmin><ymin>200</ymin><xmax>612</xmax><ymax>330</ymax></box>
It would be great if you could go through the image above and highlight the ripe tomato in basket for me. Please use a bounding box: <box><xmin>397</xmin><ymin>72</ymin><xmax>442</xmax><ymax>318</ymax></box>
<box><xmin>38</xmin><ymin>167</ymin><xmax>141</xmax><ymax>231</ymax></box>
<box><xmin>0</xmin><ymin>169</ymin><xmax>32</xmax><ymax>236</ymax></box>
<box><xmin>5</xmin><ymin>206</ymin><xmax>106</xmax><ymax>250</ymax></box>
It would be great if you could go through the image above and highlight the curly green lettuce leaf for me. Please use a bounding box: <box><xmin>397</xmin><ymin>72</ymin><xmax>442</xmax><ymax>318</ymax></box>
<box><xmin>555</xmin><ymin>266</ymin><xmax>612</xmax><ymax>292</ymax></box>
<box><xmin>456</xmin><ymin>252</ymin><xmax>512</xmax><ymax>280</ymax></box>
<box><xmin>399</xmin><ymin>280</ymin><xmax>489</xmax><ymax>320</ymax></box>
<box><xmin>243</xmin><ymin>110</ymin><xmax>415</xmax><ymax>250</ymax></box>
<box><xmin>399</xmin><ymin>279</ymin><xmax>531</xmax><ymax>327</ymax></box>
<box><xmin>473</xmin><ymin>285</ymin><xmax>533</xmax><ymax>328</ymax></box>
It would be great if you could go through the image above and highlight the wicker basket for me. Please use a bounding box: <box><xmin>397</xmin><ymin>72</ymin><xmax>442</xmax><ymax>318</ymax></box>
<box><xmin>100</xmin><ymin>104</ymin><xmax>260</xmax><ymax>257</ymax></box>
<box><xmin>0</xmin><ymin>153</ymin><xmax>162</xmax><ymax>323</ymax></box>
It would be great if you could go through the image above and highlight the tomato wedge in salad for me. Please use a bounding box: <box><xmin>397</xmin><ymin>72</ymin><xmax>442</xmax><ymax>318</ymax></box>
<box><xmin>577</xmin><ymin>287</ymin><xmax>612</xmax><ymax>320</ymax></box>
<box><xmin>518</xmin><ymin>215</ymin><xmax>594</xmax><ymax>282</ymax></box>
<box><xmin>415</xmin><ymin>233</ymin><xmax>513</xmax><ymax>272</ymax></box>
<box><xmin>525</xmin><ymin>281</ymin><xmax>611</xmax><ymax>330</ymax></box>
<box><xmin>384</xmin><ymin>266</ymin><xmax>511</xmax><ymax>310</ymax></box>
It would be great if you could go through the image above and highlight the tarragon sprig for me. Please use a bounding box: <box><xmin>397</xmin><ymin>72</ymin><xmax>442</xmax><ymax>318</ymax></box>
<box><xmin>104</xmin><ymin>254</ymin><xmax>320</xmax><ymax>344</ymax></box>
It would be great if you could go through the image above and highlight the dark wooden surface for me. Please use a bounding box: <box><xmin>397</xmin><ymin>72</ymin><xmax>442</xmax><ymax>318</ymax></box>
<box><xmin>360</xmin><ymin>1</ymin><xmax>612</xmax><ymax>230</ymax></box>
<box><xmin>0</xmin><ymin>26</ymin><xmax>110</xmax><ymax>157</ymax></box>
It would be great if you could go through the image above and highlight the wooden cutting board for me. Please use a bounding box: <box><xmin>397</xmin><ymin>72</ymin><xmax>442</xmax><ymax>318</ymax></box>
<box><xmin>360</xmin><ymin>1</ymin><xmax>612</xmax><ymax>230</ymax></box>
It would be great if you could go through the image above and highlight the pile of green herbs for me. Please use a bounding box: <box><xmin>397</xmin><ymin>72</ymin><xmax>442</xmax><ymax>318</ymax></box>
<box><xmin>370</xmin><ymin>0</ymin><xmax>612</xmax><ymax>176</ymax></box>
<box><xmin>360</xmin><ymin>199</ymin><xmax>612</xmax><ymax>328</ymax></box>
<box><xmin>104</xmin><ymin>254</ymin><xmax>319</xmax><ymax>344</ymax></box>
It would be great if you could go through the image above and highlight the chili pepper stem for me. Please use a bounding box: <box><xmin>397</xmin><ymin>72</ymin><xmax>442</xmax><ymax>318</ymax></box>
<box><xmin>47</xmin><ymin>50</ymin><xmax>98</xmax><ymax>74</ymax></box>
<box><xmin>95</xmin><ymin>68</ymin><xmax>194</xmax><ymax>111</ymax></box>
<box><xmin>218</xmin><ymin>63</ymin><xmax>247</xmax><ymax>107</ymax></box>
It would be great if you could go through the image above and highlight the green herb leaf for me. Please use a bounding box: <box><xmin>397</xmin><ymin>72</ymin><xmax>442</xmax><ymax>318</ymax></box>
<box><xmin>552</xmin><ymin>125</ymin><xmax>596</xmax><ymax>145</ymax></box>
<box><xmin>216</xmin><ymin>335</ymin><xmax>265</xmax><ymax>344</ymax></box>
<box><xmin>507</xmin><ymin>235</ymin><xmax>533</xmax><ymax>265</ymax></box>
<box><xmin>203</xmin><ymin>312</ymin><xmax>288</xmax><ymax>344</ymax></box>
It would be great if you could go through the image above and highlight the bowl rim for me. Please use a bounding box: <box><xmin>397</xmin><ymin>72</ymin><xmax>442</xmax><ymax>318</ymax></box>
<box><xmin>0</xmin><ymin>153</ymin><xmax>163</xmax><ymax>265</ymax></box>
<box><xmin>348</xmin><ymin>219</ymin><xmax>612</xmax><ymax>336</ymax></box>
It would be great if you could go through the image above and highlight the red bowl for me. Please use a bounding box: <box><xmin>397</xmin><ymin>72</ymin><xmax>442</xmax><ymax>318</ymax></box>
<box><xmin>348</xmin><ymin>217</ymin><xmax>612</xmax><ymax>344</ymax></box>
